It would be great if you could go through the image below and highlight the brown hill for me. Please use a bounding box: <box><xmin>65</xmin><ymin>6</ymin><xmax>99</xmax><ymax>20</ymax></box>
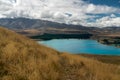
<box><xmin>0</xmin><ymin>27</ymin><xmax>120</xmax><ymax>80</ymax></box>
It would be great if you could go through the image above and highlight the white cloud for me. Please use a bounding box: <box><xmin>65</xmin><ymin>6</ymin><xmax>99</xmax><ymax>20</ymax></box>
<box><xmin>86</xmin><ymin>4</ymin><xmax>118</xmax><ymax>14</ymax></box>
<box><xmin>85</xmin><ymin>14</ymin><xmax>120</xmax><ymax>27</ymax></box>
<box><xmin>0</xmin><ymin>0</ymin><xmax>120</xmax><ymax>27</ymax></box>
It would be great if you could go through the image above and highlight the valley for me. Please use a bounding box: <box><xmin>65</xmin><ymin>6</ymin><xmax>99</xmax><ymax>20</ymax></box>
<box><xmin>1</xmin><ymin>18</ymin><xmax>120</xmax><ymax>48</ymax></box>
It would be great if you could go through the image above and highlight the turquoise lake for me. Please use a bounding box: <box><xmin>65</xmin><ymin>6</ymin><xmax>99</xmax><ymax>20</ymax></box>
<box><xmin>38</xmin><ymin>39</ymin><xmax>120</xmax><ymax>55</ymax></box>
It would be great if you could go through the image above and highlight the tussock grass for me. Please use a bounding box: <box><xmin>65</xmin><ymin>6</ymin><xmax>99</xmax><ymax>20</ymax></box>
<box><xmin>0</xmin><ymin>27</ymin><xmax>120</xmax><ymax>80</ymax></box>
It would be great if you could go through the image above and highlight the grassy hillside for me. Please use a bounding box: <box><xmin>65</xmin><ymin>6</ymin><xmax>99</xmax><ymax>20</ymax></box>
<box><xmin>80</xmin><ymin>54</ymin><xmax>120</xmax><ymax>65</ymax></box>
<box><xmin>0</xmin><ymin>27</ymin><xmax>120</xmax><ymax>80</ymax></box>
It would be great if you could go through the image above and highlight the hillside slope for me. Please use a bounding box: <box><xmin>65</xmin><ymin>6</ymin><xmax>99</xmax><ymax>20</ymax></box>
<box><xmin>0</xmin><ymin>27</ymin><xmax>120</xmax><ymax>80</ymax></box>
<box><xmin>0</xmin><ymin>18</ymin><xmax>85</xmax><ymax>30</ymax></box>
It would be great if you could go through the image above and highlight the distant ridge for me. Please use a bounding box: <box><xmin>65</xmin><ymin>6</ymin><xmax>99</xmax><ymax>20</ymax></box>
<box><xmin>1</xmin><ymin>18</ymin><xmax>120</xmax><ymax>35</ymax></box>
<box><xmin>0</xmin><ymin>26</ymin><xmax>120</xmax><ymax>80</ymax></box>
<box><xmin>0</xmin><ymin>18</ymin><xmax>86</xmax><ymax>30</ymax></box>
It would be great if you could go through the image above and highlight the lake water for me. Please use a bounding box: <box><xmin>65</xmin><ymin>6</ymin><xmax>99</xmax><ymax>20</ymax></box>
<box><xmin>38</xmin><ymin>39</ymin><xmax>120</xmax><ymax>55</ymax></box>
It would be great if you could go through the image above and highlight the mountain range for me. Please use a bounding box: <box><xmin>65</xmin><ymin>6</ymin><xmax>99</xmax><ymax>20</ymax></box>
<box><xmin>0</xmin><ymin>18</ymin><xmax>86</xmax><ymax>30</ymax></box>
<box><xmin>0</xmin><ymin>18</ymin><xmax>120</xmax><ymax>36</ymax></box>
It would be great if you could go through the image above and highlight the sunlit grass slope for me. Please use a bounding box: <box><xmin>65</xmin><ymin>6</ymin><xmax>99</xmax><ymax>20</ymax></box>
<box><xmin>0</xmin><ymin>27</ymin><xmax>120</xmax><ymax>80</ymax></box>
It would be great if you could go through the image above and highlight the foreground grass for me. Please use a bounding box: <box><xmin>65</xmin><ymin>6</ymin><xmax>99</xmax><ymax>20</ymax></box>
<box><xmin>0</xmin><ymin>27</ymin><xmax>120</xmax><ymax>80</ymax></box>
<box><xmin>80</xmin><ymin>54</ymin><xmax>120</xmax><ymax>65</ymax></box>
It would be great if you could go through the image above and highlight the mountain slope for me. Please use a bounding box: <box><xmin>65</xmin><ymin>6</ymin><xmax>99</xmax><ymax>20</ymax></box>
<box><xmin>0</xmin><ymin>18</ymin><xmax>86</xmax><ymax>30</ymax></box>
<box><xmin>0</xmin><ymin>27</ymin><xmax>120</xmax><ymax>80</ymax></box>
<box><xmin>1</xmin><ymin>18</ymin><xmax>120</xmax><ymax>35</ymax></box>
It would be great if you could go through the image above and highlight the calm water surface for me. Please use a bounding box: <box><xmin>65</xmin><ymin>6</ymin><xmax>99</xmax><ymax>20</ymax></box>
<box><xmin>38</xmin><ymin>39</ymin><xmax>120</xmax><ymax>55</ymax></box>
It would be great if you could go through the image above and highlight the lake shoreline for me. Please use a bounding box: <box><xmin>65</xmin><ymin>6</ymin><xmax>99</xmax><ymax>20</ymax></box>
<box><xmin>35</xmin><ymin>36</ymin><xmax>120</xmax><ymax>65</ymax></box>
<box><xmin>29</xmin><ymin>33</ymin><xmax>93</xmax><ymax>40</ymax></box>
<box><xmin>29</xmin><ymin>33</ymin><xmax>120</xmax><ymax>48</ymax></box>
<box><xmin>39</xmin><ymin>39</ymin><xmax>120</xmax><ymax>56</ymax></box>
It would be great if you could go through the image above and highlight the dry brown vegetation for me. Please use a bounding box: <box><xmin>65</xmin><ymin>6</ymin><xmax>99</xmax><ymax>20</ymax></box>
<box><xmin>80</xmin><ymin>54</ymin><xmax>120</xmax><ymax>65</ymax></box>
<box><xmin>0</xmin><ymin>27</ymin><xmax>120</xmax><ymax>80</ymax></box>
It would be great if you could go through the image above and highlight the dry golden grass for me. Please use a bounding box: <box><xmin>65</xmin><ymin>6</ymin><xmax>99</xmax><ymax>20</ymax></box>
<box><xmin>0</xmin><ymin>27</ymin><xmax>120</xmax><ymax>80</ymax></box>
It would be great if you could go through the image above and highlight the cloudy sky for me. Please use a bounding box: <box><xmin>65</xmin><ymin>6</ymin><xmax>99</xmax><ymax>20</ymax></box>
<box><xmin>0</xmin><ymin>0</ymin><xmax>120</xmax><ymax>27</ymax></box>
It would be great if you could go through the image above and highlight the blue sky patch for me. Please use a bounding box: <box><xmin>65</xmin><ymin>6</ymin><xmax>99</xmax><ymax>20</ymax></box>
<box><xmin>84</xmin><ymin>0</ymin><xmax>120</xmax><ymax>8</ymax></box>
